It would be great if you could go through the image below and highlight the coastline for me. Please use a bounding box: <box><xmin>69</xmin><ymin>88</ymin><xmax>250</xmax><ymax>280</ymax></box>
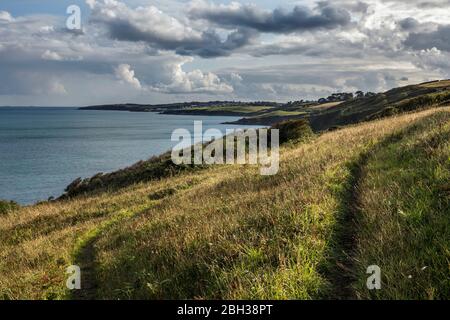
<box><xmin>0</xmin><ymin>108</ymin><xmax>256</xmax><ymax>205</ymax></box>
<box><xmin>78</xmin><ymin>103</ymin><xmax>310</xmax><ymax>126</ymax></box>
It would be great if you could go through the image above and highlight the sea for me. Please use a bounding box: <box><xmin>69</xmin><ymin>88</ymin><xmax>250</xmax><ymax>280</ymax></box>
<box><xmin>0</xmin><ymin>107</ymin><xmax>261</xmax><ymax>204</ymax></box>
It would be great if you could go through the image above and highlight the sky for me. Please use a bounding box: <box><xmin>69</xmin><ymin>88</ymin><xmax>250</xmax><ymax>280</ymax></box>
<box><xmin>0</xmin><ymin>0</ymin><xmax>450</xmax><ymax>106</ymax></box>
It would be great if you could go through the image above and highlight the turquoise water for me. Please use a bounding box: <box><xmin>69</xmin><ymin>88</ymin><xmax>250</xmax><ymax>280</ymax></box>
<box><xmin>0</xmin><ymin>107</ymin><xmax>259</xmax><ymax>204</ymax></box>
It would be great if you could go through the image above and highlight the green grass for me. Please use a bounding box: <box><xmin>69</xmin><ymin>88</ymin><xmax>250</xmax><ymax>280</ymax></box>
<box><xmin>352</xmin><ymin>111</ymin><xmax>450</xmax><ymax>299</ymax></box>
<box><xmin>0</xmin><ymin>173</ymin><xmax>204</xmax><ymax>299</ymax></box>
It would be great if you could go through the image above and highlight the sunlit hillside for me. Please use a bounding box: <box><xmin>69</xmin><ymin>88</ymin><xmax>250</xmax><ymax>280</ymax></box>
<box><xmin>1</xmin><ymin>105</ymin><xmax>449</xmax><ymax>300</ymax></box>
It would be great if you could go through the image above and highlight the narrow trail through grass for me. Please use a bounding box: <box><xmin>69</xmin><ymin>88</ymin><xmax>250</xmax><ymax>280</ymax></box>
<box><xmin>69</xmin><ymin>180</ymin><xmax>201</xmax><ymax>299</ymax></box>
<box><xmin>327</xmin><ymin>112</ymin><xmax>450</xmax><ymax>299</ymax></box>
<box><xmin>325</xmin><ymin>152</ymin><xmax>367</xmax><ymax>299</ymax></box>
<box><xmin>71</xmin><ymin>236</ymin><xmax>96</xmax><ymax>300</ymax></box>
<box><xmin>70</xmin><ymin>202</ymin><xmax>168</xmax><ymax>299</ymax></box>
<box><xmin>324</xmin><ymin>118</ymin><xmax>439</xmax><ymax>299</ymax></box>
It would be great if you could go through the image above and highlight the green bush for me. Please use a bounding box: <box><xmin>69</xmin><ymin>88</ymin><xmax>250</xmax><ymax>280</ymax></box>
<box><xmin>0</xmin><ymin>200</ymin><xmax>20</xmax><ymax>215</ymax></box>
<box><xmin>272</xmin><ymin>119</ymin><xmax>314</xmax><ymax>144</ymax></box>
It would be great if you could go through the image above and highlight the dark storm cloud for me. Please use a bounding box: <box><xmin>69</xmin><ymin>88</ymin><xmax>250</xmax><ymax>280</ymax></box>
<box><xmin>104</xmin><ymin>18</ymin><xmax>257</xmax><ymax>58</ymax></box>
<box><xmin>404</xmin><ymin>25</ymin><xmax>450</xmax><ymax>51</ymax></box>
<box><xmin>189</xmin><ymin>2</ymin><xmax>352</xmax><ymax>33</ymax></box>
<box><xmin>175</xmin><ymin>28</ymin><xmax>258</xmax><ymax>58</ymax></box>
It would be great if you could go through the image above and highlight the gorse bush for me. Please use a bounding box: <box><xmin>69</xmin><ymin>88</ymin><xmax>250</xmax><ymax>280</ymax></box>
<box><xmin>0</xmin><ymin>200</ymin><xmax>19</xmax><ymax>215</ymax></box>
<box><xmin>272</xmin><ymin>119</ymin><xmax>314</xmax><ymax>144</ymax></box>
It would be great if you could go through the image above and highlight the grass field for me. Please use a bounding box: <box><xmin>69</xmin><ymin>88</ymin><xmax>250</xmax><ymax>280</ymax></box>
<box><xmin>189</xmin><ymin>105</ymin><xmax>274</xmax><ymax>114</ymax></box>
<box><xmin>1</xmin><ymin>106</ymin><xmax>448</xmax><ymax>300</ymax></box>
<box><xmin>419</xmin><ymin>80</ymin><xmax>450</xmax><ymax>89</ymax></box>
<box><xmin>309</xmin><ymin>102</ymin><xmax>343</xmax><ymax>110</ymax></box>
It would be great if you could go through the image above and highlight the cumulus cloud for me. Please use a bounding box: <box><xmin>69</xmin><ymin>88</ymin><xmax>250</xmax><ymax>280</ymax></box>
<box><xmin>39</xmin><ymin>25</ymin><xmax>55</xmax><ymax>33</ymax></box>
<box><xmin>112</xmin><ymin>60</ymin><xmax>233</xmax><ymax>94</ymax></box>
<box><xmin>0</xmin><ymin>6</ymin><xmax>235</xmax><ymax>103</ymax></box>
<box><xmin>49</xmin><ymin>79</ymin><xmax>67</xmax><ymax>95</ymax></box>
<box><xmin>0</xmin><ymin>11</ymin><xmax>14</xmax><ymax>22</ymax></box>
<box><xmin>114</xmin><ymin>64</ymin><xmax>142</xmax><ymax>89</ymax></box>
<box><xmin>90</xmin><ymin>1</ymin><xmax>202</xmax><ymax>44</ymax></box>
<box><xmin>41</xmin><ymin>50</ymin><xmax>63</xmax><ymax>61</ymax></box>
<box><xmin>189</xmin><ymin>0</ymin><xmax>352</xmax><ymax>33</ymax></box>
<box><xmin>153</xmin><ymin>58</ymin><xmax>234</xmax><ymax>93</ymax></box>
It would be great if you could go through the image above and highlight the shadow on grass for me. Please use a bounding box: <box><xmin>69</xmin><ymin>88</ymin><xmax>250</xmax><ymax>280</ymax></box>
<box><xmin>0</xmin><ymin>209</ymin><xmax>112</xmax><ymax>246</ymax></box>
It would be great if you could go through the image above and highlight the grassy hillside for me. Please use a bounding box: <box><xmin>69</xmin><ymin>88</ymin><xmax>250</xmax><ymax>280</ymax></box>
<box><xmin>309</xmin><ymin>80</ymin><xmax>450</xmax><ymax>131</ymax></box>
<box><xmin>227</xmin><ymin>80</ymin><xmax>450</xmax><ymax>127</ymax></box>
<box><xmin>1</xmin><ymin>106</ymin><xmax>448</xmax><ymax>300</ymax></box>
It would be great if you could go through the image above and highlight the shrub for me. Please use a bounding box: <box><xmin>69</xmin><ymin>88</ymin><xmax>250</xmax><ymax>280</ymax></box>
<box><xmin>0</xmin><ymin>200</ymin><xmax>20</xmax><ymax>215</ymax></box>
<box><xmin>272</xmin><ymin>119</ymin><xmax>314</xmax><ymax>144</ymax></box>
<box><xmin>62</xmin><ymin>151</ymin><xmax>201</xmax><ymax>199</ymax></box>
